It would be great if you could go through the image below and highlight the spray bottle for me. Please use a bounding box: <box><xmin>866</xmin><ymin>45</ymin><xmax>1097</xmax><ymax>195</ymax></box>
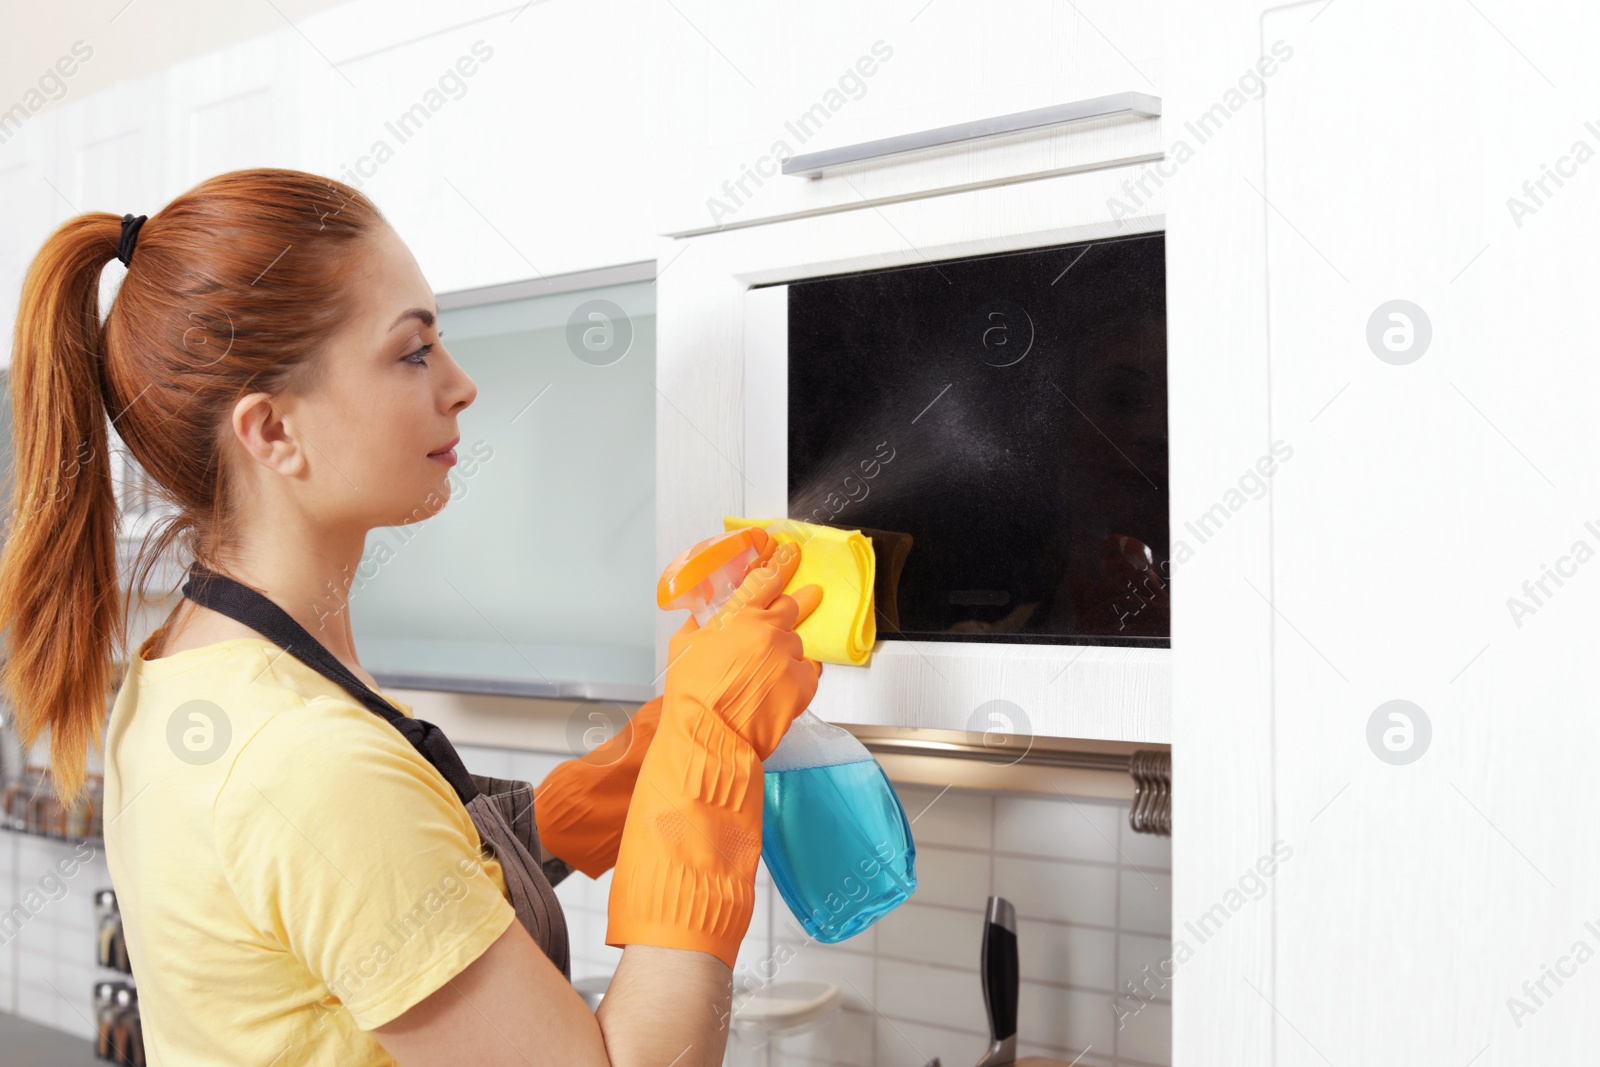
<box><xmin>657</xmin><ymin>525</ymin><xmax>916</xmax><ymax>943</ymax></box>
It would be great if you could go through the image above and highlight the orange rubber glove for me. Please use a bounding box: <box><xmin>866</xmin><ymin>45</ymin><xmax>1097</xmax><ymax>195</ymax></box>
<box><xmin>533</xmin><ymin>694</ymin><xmax>663</xmax><ymax>880</ymax></box>
<box><xmin>532</xmin><ymin>536</ymin><xmax>796</xmax><ymax>878</ymax></box>
<box><xmin>606</xmin><ymin>542</ymin><xmax>823</xmax><ymax>968</ymax></box>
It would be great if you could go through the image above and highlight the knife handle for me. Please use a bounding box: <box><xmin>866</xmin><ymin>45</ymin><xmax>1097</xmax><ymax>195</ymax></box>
<box><xmin>981</xmin><ymin>896</ymin><xmax>1019</xmax><ymax>1042</ymax></box>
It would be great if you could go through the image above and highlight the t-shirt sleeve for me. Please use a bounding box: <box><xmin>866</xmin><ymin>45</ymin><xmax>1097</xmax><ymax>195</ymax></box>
<box><xmin>212</xmin><ymin>696</ymin><xmax>519</xmax><ymax>1030</ymax></box>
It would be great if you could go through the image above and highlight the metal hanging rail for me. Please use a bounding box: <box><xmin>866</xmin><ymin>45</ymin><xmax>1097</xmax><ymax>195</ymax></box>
<box><xmin>856</xmin><ymin>735</ymin><xmax>1171</xmax><ymax>836</ymax></box>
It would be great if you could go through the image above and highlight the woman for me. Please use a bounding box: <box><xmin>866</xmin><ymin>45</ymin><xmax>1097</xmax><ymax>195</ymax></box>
<box><xmin>0</xmin><ymin>168</ymin><xmax>823</xmax><ymax>1066</ymax></box>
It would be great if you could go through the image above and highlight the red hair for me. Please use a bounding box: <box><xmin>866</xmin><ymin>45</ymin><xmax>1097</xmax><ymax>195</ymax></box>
<box><xmin>0</xmin><ymin>168</ymin><xmax>387</xmax><ymax>805</ymax></box>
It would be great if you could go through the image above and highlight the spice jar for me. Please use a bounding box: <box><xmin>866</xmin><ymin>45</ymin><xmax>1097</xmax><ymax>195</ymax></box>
<box><xmin>125</xmin><ymin>990</ymin><xmax>145</xmax><ymax>1066</ymax></box>
<box><xmin>96</xmin><ymin>890</ymin><xmax>119</xmax><ymax>969</ymax></box>
<box><xmin>111</xmin><ymin>985</ymin><xmax>138</xmax><ymax>1065</ymax></box>
<box><xmin>95</xmin><ymin>981</ymin><xmax>124</xmax><ymax>1060</ymax></box>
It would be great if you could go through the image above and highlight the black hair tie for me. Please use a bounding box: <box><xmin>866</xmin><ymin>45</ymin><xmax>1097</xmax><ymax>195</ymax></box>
<box><xmin>117</xmin><ymin>213</ymin><xmax>147</xmax><ymax>267</ymax></box>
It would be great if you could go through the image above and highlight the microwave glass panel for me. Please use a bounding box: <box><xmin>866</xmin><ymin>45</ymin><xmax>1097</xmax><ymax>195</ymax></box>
<box><xmin>785</xmin><ymin>233</ymin><xmax>1169</xmax><ymax>648</ymax></box>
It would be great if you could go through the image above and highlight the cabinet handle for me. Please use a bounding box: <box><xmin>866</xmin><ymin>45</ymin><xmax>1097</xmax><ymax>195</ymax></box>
<box><xmin>781</xmin><ymin>91</ymin><xmax>1161</xmax><ymax>179</ymax></box>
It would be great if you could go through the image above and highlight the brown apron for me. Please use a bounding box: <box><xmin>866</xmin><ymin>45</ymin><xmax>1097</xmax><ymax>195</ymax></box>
<box><xmin>180</xmin><ymin>562</ymin><xmax>572</xmax><ymax>979</ymax></box>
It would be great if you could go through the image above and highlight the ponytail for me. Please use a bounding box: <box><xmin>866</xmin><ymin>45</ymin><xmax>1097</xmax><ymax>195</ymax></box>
<box><xmin>0</xmin><ymin>169</ymin><xmax>386</xmax><ymax>808</ymax></box>
<box><xmin>0</xmin><ymin>214</ymin><xmax>125</xmax><ymax>807</ymax></box>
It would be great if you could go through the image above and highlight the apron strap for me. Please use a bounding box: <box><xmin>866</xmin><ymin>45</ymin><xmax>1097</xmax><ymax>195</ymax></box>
<box><xmin>180</xmin><ymin>562</ymin><xmax>482</xmax><ymax>806</ymax></box>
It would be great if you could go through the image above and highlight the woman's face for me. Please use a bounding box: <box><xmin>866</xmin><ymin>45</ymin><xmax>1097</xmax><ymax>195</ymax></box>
<box><xmin>238</xmin><ymin>225</ymin><xmax>477</xmax><ymax>534</ymax></box>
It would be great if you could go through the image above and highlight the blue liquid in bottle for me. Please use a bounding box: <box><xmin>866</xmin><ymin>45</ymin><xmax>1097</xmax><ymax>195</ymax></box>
<box><xmin>762</xmin><ymin>753</ymin><xmax>917</xmax><ymax>943</ymax></box>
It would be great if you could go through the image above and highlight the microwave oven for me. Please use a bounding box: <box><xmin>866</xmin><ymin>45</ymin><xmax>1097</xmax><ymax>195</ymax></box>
<box><xmin>660</xmin><ymin>168</ymin><xmax>1171</xmax><ymax>743</ymax></box>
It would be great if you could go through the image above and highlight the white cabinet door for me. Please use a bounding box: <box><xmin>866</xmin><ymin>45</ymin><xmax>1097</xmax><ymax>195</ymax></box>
<box><xmin>655</xmin><ymin>0</ymin><xmax>1169</xmax><ymax>236</ymax></box>
<box><xmin>0</xmin><ymin>0</ymin><xmax>665</xmax><ymax>325</ymax></box>
<box><xmin>298</xmin><ymin>0</ymin><xmax>663</xmax><ymax>286</ymax></box>
<box><xmin>0</xmin><ymin>50</ymin><xmax>165</xmax><ymax>370</ymax></box>
<box><xmin>1170</xmin><ymin>0</ymin><xmax>1600</xmax><ymax>1062</ymax></box>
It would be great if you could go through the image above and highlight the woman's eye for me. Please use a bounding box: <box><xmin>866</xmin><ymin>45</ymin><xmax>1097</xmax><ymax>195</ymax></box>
<box><xmin>405</xmin><ymin>343</ymin><xmax>433</xmax><ymax>365</ymax></box>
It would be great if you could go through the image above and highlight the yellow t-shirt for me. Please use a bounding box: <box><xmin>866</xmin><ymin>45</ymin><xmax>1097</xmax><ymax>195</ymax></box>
<box><xmin>103</xmin><ymin>635</ymin><xmax>519</xmax><ymax>1066</ymax></box>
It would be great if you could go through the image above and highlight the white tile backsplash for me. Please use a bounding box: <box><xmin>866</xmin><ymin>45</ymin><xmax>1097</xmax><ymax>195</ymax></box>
<box><xmin>996</xmin><ymin>793</ymin><xmax>1123</xmax><ymax>865</ymax></box>
<box><xmin>1116</xmin><ymin>933</ymin><xmax>1175</xmax><ymax>1002</ymax></box>
<box><xmin>874</xmin><ymin>901</ymin><xmax>984</xmax><ymax>970</ymax></box>
<box><xmin>1018</xmin><ymin>980</ymin><xmax>1115</xmax><ymax>1054</ymax></box>
<box><xmin>1118</xmin><ymin>814</ymin><xmax>1176</xmax><ymax>872</ymax></box>
<box><xmin>1116</xmin><ymin>998</ymin><xmax>1173</xmax><ymax>1066</ymax></box>
<box><xmin>896</xmin><ymin>783</ymin><xmax>994</xmax><ymax>848</ymax></box>
<box><xmin>2</xmin><ymin>743</ymin><xmax>1172</xmax><ymax>1067</ymax></box>
<box><xmin>874</xmin><ymin>957</ymin><xmax>992</xmax><ymax>1036</ymax></box>
<box><xmin>1118</xmin><ymin>870</ymin><xmax>1175</xmax><ymax>938</ymax></box>
<box><xmin>1018</xmin><ymin>916</ymin><xmax>1118</xmax><ymax>990</ymax></box>
<box><xmin>903</xmin><ymin>845</ymin><xmax>992</xmax><ymax>910</ymax></box>
<box><xmin>995</xmin><ymin>854</ymin><xmax>1120</xmax><ymax>927</ymax></box>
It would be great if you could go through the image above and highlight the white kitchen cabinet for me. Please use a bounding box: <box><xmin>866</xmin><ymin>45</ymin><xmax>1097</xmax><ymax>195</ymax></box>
<box><xmin>0</xmin><ymin>137</ymin><xmax>65</xmax><ymax>364</ymax></box>
<box><xmin>163</xmin><ymin>43</ymin><xmax>297</xmax><ymax>188</ymax></box>
<box><xmin>0</xmin><ymin>59</ymin><xmax>164</xmax><ymax>357</ymax></box>
<box><xmin>294</xmin><ymin>0</ymin><xmax>666</xmax><ymax>286</ymax></box>
<box><xmin>655</xmin><ymin>0</ymin><xmax>1168</xmax><ymax>236</ymax></box>
<box><xmin>0</xmin><ymin>0</ymin><xmax>665</xmax><ymax>351</ymax></box>
<box><xmin>1168</xmin><ymin>1</ymin><xmax>1600</xmax><ymax>1063</ymax></box>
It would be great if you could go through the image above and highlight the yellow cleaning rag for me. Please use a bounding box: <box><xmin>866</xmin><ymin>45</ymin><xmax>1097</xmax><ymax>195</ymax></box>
<box><xmin>723</xmin><ymin>515</ymin><xmax>876</xmax><ymax>666</ymax></box>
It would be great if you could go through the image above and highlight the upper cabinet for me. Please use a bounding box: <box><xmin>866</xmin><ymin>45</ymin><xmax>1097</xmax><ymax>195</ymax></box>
<box><xmin>0</xmin><ymin>0</ymin><xmax>665</xmax><ymax>335</ymax></box>
<box><xmin>653</xmin><ymin>0</ymin><xmax>1168</xmax><ymax>236</ymax></box>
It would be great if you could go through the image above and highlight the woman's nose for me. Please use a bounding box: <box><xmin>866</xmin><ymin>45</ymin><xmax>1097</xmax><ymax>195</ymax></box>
<box><xmin>446</xmin><ymin>352</ymin><xmax>476</xmax><ymax>412</ymax></box>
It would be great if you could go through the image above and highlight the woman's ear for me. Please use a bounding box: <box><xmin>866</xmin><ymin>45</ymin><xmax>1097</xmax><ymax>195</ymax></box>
<box><xmin>231</xmin><ymin>391</ymin><xmax>306</xmax><ymax>477</ymax></box>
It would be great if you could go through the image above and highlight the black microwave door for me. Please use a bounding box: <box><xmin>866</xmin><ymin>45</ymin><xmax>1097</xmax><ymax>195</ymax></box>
<box><xmin>786</xmin><ymin>232</ymin><xmax>1169</xmax><ymax>648</ymax></box>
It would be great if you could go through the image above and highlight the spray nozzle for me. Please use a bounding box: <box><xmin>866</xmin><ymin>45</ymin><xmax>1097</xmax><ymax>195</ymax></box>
<box><xmin>657</xmin><ymin>526</ymin><xmax>773</xmax><ymax>627</ymax></box>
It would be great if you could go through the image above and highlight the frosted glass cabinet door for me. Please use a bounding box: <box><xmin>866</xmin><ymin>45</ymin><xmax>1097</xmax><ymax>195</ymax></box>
<box><xmin>352</xmin><ymin>278</ymin><xmax>656</xmax><ymax>701</ymax></box>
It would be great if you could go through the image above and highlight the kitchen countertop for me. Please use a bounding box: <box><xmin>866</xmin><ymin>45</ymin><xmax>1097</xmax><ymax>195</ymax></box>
<box><xmin>0</xmin><ymin>1010</ymin><xmax>103</xmax><ymax>1066</ymax></box>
